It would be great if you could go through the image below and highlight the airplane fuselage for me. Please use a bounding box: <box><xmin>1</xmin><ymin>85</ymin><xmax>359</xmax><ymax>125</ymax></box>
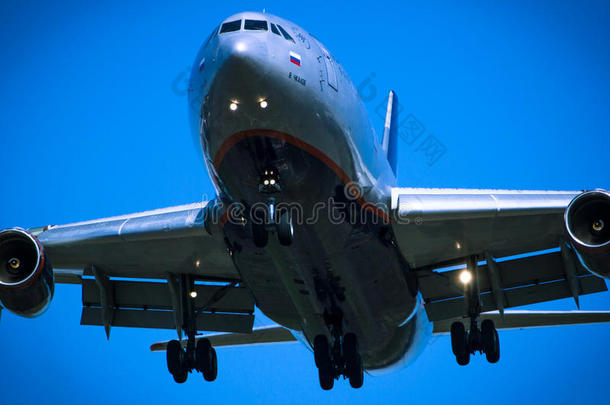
<box><xmin>188</xmin><ymin>12</ymin><xmax>431</xmax><ymax>373</ymax></box>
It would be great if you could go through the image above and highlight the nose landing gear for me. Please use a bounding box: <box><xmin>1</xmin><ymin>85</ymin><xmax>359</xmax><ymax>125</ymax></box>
<box><xmin>251</xmin><ymin>197</ymin><xmax>294</xmax><ymax>248</ymax></box>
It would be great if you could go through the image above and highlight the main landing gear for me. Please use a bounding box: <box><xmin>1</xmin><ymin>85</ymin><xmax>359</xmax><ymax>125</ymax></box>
<box><xmin>450</xmin><ymin>257</ymin><xmax>500</xmax><ymax>365</ymax></box>
<box><xmin>165</xmin><ymin>274</ymin><xmax>218</xmax><ymax>383</ymax></box>
<box><xmin>313</xmin><ymin>311</ymin><xmax>364</xmax><ymax>390</ymax></box>
<box><xmin>450</xmin><ymin>318</ymin><xmax>499</xmax><ymax>366</ymax></box>
<box><xmin>251</xmin><ymin>197</ymin><xmax>294</xmax><ymax>248</ymax></box>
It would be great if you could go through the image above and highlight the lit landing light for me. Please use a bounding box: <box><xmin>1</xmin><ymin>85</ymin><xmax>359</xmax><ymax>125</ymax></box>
<box><xmin>264</xmin><ymin>180</ymin><xmax>270</xmax><ymax>185</ymax></box>
<box><xmin>190</xmin><ymin>291</ymin><xmax>198</xmax><ymax>299</ymax></box>
<box><xmin>195</xmin><ymin>260</ymin><xmax>200</xmax><ymax>267</ymax></box>
<box><xmin>259</xmin><ymin>100</ymin><xmax>268</xmax><ymax>109</ymax></box>
<box><xmin>459</xmin><ymin>270</ymin><xmax>472</xmax><ymax>285</ymax></box>
<box><xmin>235</xmin><ymin>42</ymin><xmax>247</xmax><ymax>52</ymax></box>
<box><xmin>592</xmin><ymin>219</ymin><xmax>604</xmax><ymax>232</ymax></box>
<box><xmin>455</xmin><ymin>241</ymin><xmax>461</xmax><ymax>250</ymax></box>
<box><xmin>229</xmin><ymin>102</ymin><xmax>238</xmax><ymax>111</ymax></box>
<box><xmin>269</xmin><ymin>179</ymin><xmax>276</xmax><ymax>185</ymax></box>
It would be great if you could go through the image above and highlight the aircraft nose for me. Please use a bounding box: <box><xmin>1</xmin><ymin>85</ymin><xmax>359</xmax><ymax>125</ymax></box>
<box><xmin>215</xmin><ymin>34</ymin><xmax>271</xmax><ymax>78</ymax></box>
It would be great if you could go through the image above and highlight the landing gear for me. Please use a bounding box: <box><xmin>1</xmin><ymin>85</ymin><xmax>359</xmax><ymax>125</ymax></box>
<box><xmin>165</xmin><ymin>275</ymin><xmax>218</xmax><ymax>383</ymax></box>
<box><xmin>450</xmin><ymin>318</ymin><xmax>500</xmax><ymax>365</ymax></box>
<box><xmin>450</xmin><ymin>256</ymin><xmax>501</xmax><ymax>365</ymax></box>
<box><xmin>313</xmin><ymin>308</ymin><xmax>364</xmax><ymax>390</ymax></box>
<box><xmin>250</xmin><ymin>197</ymin><xmax>294</xmax><ymax>247</ymax></box>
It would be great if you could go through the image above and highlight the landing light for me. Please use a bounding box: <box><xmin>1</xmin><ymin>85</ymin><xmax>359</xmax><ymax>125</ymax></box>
<box><xmin>593</xmin><ymin>219</ymin><xmax>604</xmax><ymax>232</ymax></box>
<box><xmin>229</xmin><ymin>102</ymin><xmax>238</xmax><ymax>111</ymax></box>
<box><xmin>270</xmin><ymin>179</ymin><xmax>276</xmax><ymax>185</ymax></box>
<box><xmin>259</xmin><ymin>100</ymin><xmax>268</xmax><ymax>109</ymax></box>
<box><xmin>459</xmin><ymin>270</ymin><xmax>472</xmax><ymax>285</ymax></box>
<box><xmin>190</xmin><ymin>291</ymin><xmax>198</xmax><ymax>299</ymax></box>
<box><xmin>235</xmin><ymin>42</ymin><xmax>247</xmax><ymax>52</ymax></box>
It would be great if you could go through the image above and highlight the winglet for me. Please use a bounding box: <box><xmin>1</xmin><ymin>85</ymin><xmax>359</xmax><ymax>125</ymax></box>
<box><xmin>381</xmin><ymin>90</ymin><xmax>399</xmax><ymax>176</ymax></box>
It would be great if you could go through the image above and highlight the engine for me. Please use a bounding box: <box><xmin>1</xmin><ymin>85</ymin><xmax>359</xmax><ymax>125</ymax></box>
<box><xmin>565</xmin><ymin>190</ymin><xmax>610</xmax><ymax>279</ymax></box>
<box><xmin>0</xmin><ymin>228</ymin><xmax>54</xmax><ymax>317</ymax></box>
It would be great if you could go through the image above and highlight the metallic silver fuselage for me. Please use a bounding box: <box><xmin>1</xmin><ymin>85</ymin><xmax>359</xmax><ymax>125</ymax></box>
<box><xmin>188</xmin><ymin>12</ymin><xmax>431</xmax><ymax>372</ymax></box>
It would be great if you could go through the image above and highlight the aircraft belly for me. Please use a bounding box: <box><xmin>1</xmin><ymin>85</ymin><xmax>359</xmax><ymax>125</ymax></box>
<box><xmin>217</xmin><ymin>137</ymin><xmax>426</xmax><ymax>370</ymax></box>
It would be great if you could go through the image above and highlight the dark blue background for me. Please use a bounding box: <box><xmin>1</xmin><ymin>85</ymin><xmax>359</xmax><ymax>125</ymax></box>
<box><xmin>1</xmin><ymin>1</ymin><xmax>609</xmax><ymax>403</ymax></box>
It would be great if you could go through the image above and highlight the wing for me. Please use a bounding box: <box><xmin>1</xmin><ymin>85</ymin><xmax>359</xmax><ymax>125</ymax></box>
<box><xmin>390</xmin><ymin>188</ymin><xmax>609</xmax><ymax>322</ymax></box>
<box><xmin>432</xmin><ymin>310</ymin><xmax>610</xmax><ymax>334</ymax></box>
<box><xmin>150</xmin><ymin>325</ymin><xmax>298</xmax><ymax>352</ymax></box>
<box><xmin>2</xmin><ymin>200</ymin><xmax>256</xmax><ymax>337</ymax></box>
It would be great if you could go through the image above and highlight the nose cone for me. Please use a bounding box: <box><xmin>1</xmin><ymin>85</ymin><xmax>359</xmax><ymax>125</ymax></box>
<box><xmin>202</xmin><ymin>32</ymin><xmax>284</xmax><ymax>146</ymax></box>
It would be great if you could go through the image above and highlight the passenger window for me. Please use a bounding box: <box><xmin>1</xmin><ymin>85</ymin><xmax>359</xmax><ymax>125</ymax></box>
<box><xmin>270</xmin><ymin>23</ymin><xmax>281</xmax><ymax>36</ymax></box>
<box><xmin>277</xmin><ymin>25</ymin><xmax>295</xmax><ymax>42</ymax></box>
<box><xmin>219</xmin><ymin>20</ymin><xmax>241</xmax><ymax>33</ymax></box>
<box><xmin>244</xmin><ymin>20</ymin><xmax>268</xmax><ymax>31</ymax></box>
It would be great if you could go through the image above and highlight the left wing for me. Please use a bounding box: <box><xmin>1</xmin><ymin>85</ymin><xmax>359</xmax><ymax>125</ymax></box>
<box><xmin>433</xmin><ymin>310</ymin><xmax>610</xmax><ymax>334</ymax></box>
<box><xmin>390</xmin><ymin>188</ymin><xmax>610</xmax><ymax>322</ymax></box>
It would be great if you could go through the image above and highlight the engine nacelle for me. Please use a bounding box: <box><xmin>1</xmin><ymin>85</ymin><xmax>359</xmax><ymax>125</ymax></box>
<box><xmin>565</xmin><ymin>190</ymin><xmax>610</xmax><ymax>279</ymax></box>
<box><xmin>0</xmin><ymin>228</ymin><xmax>54</xmax><ymax>317</ymax></box>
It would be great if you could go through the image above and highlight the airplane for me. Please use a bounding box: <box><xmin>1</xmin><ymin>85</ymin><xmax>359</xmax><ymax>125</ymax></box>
<box><xmin>1</xmin><ymin>11</ymin><xmax>609</xmax><ymax>391</ymax></box>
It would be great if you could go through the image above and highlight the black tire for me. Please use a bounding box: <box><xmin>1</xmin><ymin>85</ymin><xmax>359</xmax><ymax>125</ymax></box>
<box><xmin>204</xmin><ymin>348</ymin><xmax>218</xmax><ymax>382</ymax></box>
<box><xmin>314</xmin><ymin>335</ymin><xmax>331</xmax><ymax>369</ymax></box>
<box><xmin>173</xmin><ymin>371</ymin><xmax>188</xmax><ymax>384</ymax></box>
<box><xmin>482</xmin><ymin>320</ymin><xmax>500</xmax><ymax>363</ymax></box>
<box><xmin>318</xmin><ymin>367</ymin><xmax>334</xmax><ymax>391</ymax></box>
<box><xmin>347</xmin><ymin>354</ymin><xmax>364</xmax><ymax>389</ymax></box>
<box><xmin>252</xmin><ymin>222</ymin><xmax>268</xmax><ymax>248</ymax></box>
<box><xmin>166</xmin><ymin>340</ymin><xmax>185</xmax><ymax>376</ymax></box>
<box><xmin>196</xmin><ymin>338</ymin><xmax>218</xmax><ymax>381</ymax></box>
<box><xmin>450</xmin><ymin>322</ymin><xmax>470</xmax><ymax>366</ymax></box>
<box><xmin>277</xmin><ymin>211</ymin><xmax>294</xmax><ymax>246</ymax></box>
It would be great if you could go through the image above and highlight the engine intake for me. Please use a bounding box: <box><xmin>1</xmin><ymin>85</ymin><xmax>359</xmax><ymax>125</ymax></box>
<box><xmin>0</xmin><ymin>228</ymin><xmax>54</xmax><ymax>317</ymax></box>
<box><xmin>565</xmin><ymin>190</ymin><xmax>610</xmax><ymax>279</ymax></box>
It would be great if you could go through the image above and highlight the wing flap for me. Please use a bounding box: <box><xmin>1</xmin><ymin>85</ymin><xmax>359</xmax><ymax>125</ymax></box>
<box><xmin>433</xmin><ymin>310</ymin><xmax>610</xmax><ymax>334</ymax></box>
<box><xmin>82</xmin><ymin>307</ymin><xmax>254</xmax><ymax>333</ymax></box>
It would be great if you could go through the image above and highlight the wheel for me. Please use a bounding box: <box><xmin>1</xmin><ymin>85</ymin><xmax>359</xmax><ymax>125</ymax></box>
<box><xmin>166</xmin><ymin>340</ymin><xmax>185</xmax><ymax>376</ymax></box>
<box><xmin>481</xmin><ymin>319</ymin><xmax>500</xmax><ymax>363</ymax></box>
<box><xmin>347</xmin><ymin>354</ymin><xmax>364</xmax><ymax>389</ymax></box>
<box><xmin>277</xmin><ymin>211</ymin><xmax>294</xmax><ymax>246</ymax></box>
<box><xmin>196</xmin><ymin>338</ymin><xmax>218</xmax><ymax>381</ymax></box>
<box><xmin>318</xmin><ymin>367</ymin><xmax>334</xmax><ymax>390</ymax></box>
<box><xmin>173</xmin><ymin>371</ymin><xmax>188</xmax><ymax>384</ymax></box>
<box><xmin>252</xmin><ymin>222</ymin><xmax>268</xmax><ymax>248</ymax></box>
<box><xmin>313</xmin><ymin>335</ymin><xmax>331</xmax><ymax>369</ymax></box>
<box><xmin>204</xmin><ymin>348</ymin><xmax>218</xmax><ymax>382</ymax></box>
<box><xmin>450</xmin><ymin>322</ymin><xmax>470</xmax><ymax>366</ymax></box>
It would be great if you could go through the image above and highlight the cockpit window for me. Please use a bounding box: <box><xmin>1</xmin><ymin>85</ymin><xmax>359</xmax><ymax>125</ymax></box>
<box><xmin>219</xmin><ymin>20</ymin><xmax>241</xmax><ymax>33</ymax></box>
<box><xmin>244</xmin><ymin>20</ymin><xmax>268</xmax><ymax>31</ymax></box>
<box><xmin>277</xmin><ymin>25</ymin><xmax>295</xmax><ymax>43</ymax></box>
<box><xmin>270</xmin><ymin>23</ymin><xmax>281</xmax><ymax>36</ymax></box>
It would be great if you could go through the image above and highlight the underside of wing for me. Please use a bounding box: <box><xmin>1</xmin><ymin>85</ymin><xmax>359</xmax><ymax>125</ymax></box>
<box><xmin>150</xmin><ymin>325</ymin><xmax>298</xmax><ymax>352</ymax></box>
<box><xmin>433</xmin><ymin>310</ymin><xmax>610</xmax><ymax>334</ymax></box>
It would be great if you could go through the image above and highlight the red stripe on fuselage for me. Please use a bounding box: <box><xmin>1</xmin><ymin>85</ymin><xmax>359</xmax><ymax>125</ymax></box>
<box><xmin>213</xmin><ymin>129</ymin><xmax>390</xmax><ymax>224</ymax></box>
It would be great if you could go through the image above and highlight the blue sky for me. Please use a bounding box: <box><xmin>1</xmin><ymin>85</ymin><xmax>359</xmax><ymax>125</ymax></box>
<box><xmin>1</xmin><ymin>1</ymin><xmax>609</xmax><ymax>403</ymax></box>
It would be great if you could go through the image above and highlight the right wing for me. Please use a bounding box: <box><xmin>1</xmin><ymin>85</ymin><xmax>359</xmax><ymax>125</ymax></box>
<box><xmin>150</xmin><ymin>325</ymin><xmax>298</xmax><ymax>352</ymax></box>
<box><xmin>0</xmin><ymin>200</ymin><xmax>257</xmax><ymax>337</ymax></box>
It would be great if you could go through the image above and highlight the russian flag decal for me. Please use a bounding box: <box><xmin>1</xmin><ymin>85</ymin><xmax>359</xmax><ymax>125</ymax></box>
<box><xmin>289</xmin><ymin>51</ymin><xmax>301</xmax><ymax>66</ymax></box>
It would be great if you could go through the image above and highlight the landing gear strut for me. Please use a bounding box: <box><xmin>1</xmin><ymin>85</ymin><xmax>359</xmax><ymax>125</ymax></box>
<box><xmin>450</xmin><ymin>257</ymin><xmax>500</xmax><ymax>365</ymax></box>
<box><xmin>166</xmin><ymin>274</ymin><xmax>218</xmax><ymax>383</ymax></box>
<box><xmin>313</xmin><ymin>310</ymin><xmax>364</xmax><ymax>390</ymax></box>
